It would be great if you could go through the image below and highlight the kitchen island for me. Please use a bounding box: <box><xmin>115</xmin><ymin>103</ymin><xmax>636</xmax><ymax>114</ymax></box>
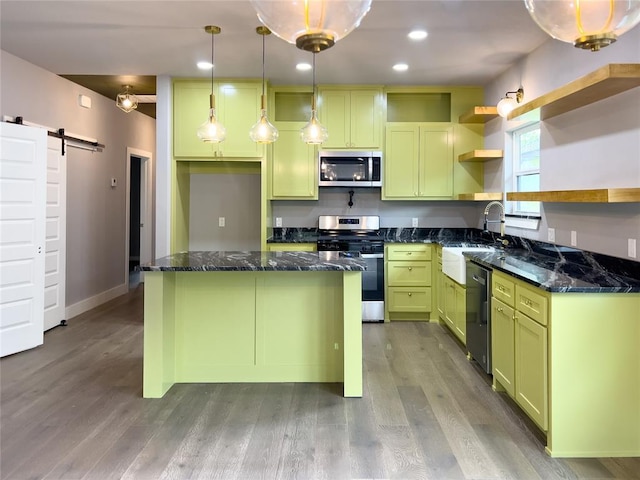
<box><xmin>138</xmin><ymin>251</ymin><xmax>366</xmax><ymax>398</ymax></box>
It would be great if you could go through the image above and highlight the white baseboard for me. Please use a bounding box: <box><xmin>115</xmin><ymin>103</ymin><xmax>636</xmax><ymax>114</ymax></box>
<box><xmin>65</xmin><ymin>283</ymin><xmax>128</xmax><ymax>320</ymax></box>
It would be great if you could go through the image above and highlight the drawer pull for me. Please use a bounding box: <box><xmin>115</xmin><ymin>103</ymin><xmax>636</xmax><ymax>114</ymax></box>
<box><xmin>408</xmin><ymin>267</ymin><xmax>412</xmax><ymax>271</ymax></box>
<box><xmin>497</xmin><ymin>307</ymin><xmax>504</xmax><ymax>313</ymax></box>
<box><xmin>408</xmin><ymin>292</ymin><xmax>412</xmax><ymax>297</ymax></box>
<box><xmin>498</xmin><ymin>285</ymin><xmax>505</xmax><ymax>292</ymax></box>
<box><xmin>407</xmin><ymin>252</ymin><xmax>412</xmax><ymax>255</ymax></box>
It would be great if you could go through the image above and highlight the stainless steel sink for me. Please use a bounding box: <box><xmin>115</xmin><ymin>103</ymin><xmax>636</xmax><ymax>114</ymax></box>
<box><xmin>442</xmin><ymin>246</ymin><xmax>495</xmax><ymax>285</ymax></box>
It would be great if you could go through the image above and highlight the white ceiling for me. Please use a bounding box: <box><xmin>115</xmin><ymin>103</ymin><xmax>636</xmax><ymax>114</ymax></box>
<box><xmin>0</xmin><ymin>0</ymin><xmax>550</xmax><ymax>88</ymax></box>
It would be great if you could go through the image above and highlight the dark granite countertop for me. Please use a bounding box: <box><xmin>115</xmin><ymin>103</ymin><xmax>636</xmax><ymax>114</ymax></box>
<box><xmin>138</xmin><ymin>251</ymin><xmax>367</xmax><ymax>272</ymax></box>
<box><xmin>464</xmin><ymin>249</ymin><xmax>640</xmax><ymax>293</ymax></box>
<box><xmin>268</xmin><ymin>227</ymin><xmax>639</xmax><ymax>293</ymax></box>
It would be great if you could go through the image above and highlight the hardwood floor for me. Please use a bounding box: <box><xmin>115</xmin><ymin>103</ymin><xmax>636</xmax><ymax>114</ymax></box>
<box><xmin>1</xmin><ymin>285</ymin><xmax>638</xmax><ymax>480</ymax></box>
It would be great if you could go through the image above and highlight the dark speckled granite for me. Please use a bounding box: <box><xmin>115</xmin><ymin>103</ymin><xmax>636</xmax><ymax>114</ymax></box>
<box><xmin>465</xmin><ymin>249</ymin><xmax>640</xmax><ymax>293</ymax></box>
<box><xmin>138</xmin><ymin>251</ymin><xmax>366</xmax><ymax>272</ymax></box>
<box><xmin>269</xmin><ymin>227</ymin><xmax>640</xmax><ymax>293</ymax></box>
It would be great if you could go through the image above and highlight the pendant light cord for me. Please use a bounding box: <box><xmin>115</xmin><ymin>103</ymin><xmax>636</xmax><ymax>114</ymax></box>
<box><xmin>210</xmin><ymin>30</ymin><xmax>215</xmax><ymax>97</ymax></box>
<box><xmin>261</xmin><ymin>33</ymin><xmax>266</xmax><ymax>97</ymax></box>
<box><xmin>312</xmin><ymin>52</ymin><xmax>317</xmax><ymax>110</ymax></box>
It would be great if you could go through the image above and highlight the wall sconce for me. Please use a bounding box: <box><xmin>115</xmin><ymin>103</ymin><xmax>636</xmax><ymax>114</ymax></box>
<box><xmin>197</xmin><ymin>25</ymin><xmax>226</xmax><ymax>143</ymax></box>
<box><xmin>497</xmin><ymin>88</ymin><xmax>524</xmax><ymax>118</ymax></box>
<box><xmin>524</xmin><ymin>0</ymin><xmax>640</xmax><ymax>51</ymax></box>
<box><xmin>249</xmin><ymin>0</ymin><xmax>372</xmax><ymax>52</ymax></box>
<box><xmin>116</xmin><ymin>85</ymin><xmax>138</xmax><ymax>113</ymax></box>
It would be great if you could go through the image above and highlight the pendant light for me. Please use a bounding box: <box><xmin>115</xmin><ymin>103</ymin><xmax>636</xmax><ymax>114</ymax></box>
<box><xmin>197</xmin><ymin>25</ymin><xmax>226</xmax><ymax>143</ymax></box>
<box><xmin>250</xmin><ymin>0</ymin><xmax>372</xmax><ymax>52</ymax></box>
<box><xmin>300</xmin><ymin>52</ymin><xmax>328</xmax><ymax>145</ymax></box>
<box><xmin>524</xmin><ymin>0</ymin><xmax>640</xmax><ymax>51</ymax></box>
<box><xmin>249</xmin><ymin>26</ymin><xmax>279</xmax><ymax>144</ymax></box>
<box><xmin>116</xmin><ymin>85</ymin><xmax>138</xmax><ymax>113</ymax></box>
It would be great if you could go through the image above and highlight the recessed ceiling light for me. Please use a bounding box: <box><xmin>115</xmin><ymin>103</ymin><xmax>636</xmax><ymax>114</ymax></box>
<box><xmin>408</xmin><ymin>29</ymin><xmax>428</xmax><ymax>40</ymax></box>
<box><xmin>393</xmin><ymin>63</ymin><xmax>409</xmax><ymax>72</ymax></box>
<box><xmin>296</xmin><ymin>63</ymin><xmax>312</xmax><ymax>71</ymax></box>
<box><xmin>197</xmin><ymin>61</ymin><xmax>213</xmax><ymax>70</ymax></box>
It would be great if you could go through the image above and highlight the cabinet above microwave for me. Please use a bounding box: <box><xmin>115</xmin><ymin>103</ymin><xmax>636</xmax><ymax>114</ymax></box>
<box><xmin>319</xmin><ymin>150</ymin><xmax>383</xmax><ymax>188</ymax></box>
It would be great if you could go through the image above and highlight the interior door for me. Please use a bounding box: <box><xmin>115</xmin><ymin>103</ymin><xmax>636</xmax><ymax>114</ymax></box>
<box><xmin>44</xmin><ymin>136</ymin><xmax>66</xmax><ymax>330</ymax></box>
<box><xmin>0</xmin><ymin>122</ymin><xmax>47</xmax><ymax>357</ymax></box>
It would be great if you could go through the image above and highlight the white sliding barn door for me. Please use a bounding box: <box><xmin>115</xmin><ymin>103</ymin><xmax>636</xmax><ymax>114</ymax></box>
<box><xmin>0</xmin><ymin>123</ymin><xmax>47</xmax><ymax>357</ymax></box>
<box><xmin>44</xmin><ymin>137</ymin><xmax>66</xmax><ymax>330</ymax></box>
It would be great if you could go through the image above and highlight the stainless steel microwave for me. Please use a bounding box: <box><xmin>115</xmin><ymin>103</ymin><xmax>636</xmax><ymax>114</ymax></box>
<box><xmin>318</xmin><ymin>150</ymin><xmax>383</xmax><ymax>187</ymax></box>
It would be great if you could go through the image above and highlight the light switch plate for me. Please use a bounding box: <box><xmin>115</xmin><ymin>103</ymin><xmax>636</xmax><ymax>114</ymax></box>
<box><xmin>629</xmin><ymin>238</ymin><xmax>637</xmax><ymax>258</ymax></box>
<box><xmin>218</xmin><ymin>217</ymin><xmax>225</xmax><ymax>227</ymax></box>
<box><xmin>110</xmin><ymin>178</ymin><xmax>117</xmax><ymax>188</ymax></box>
<box><xmin>571</xmin><ymin>230</ymin><xmax>577</xmax><ymax>246</ymax></box>
<box><xmin>275</xmin><ymin>217</ymin><xmax>282</xmax><ymax>227</ymax></box>
<box><xmin>412</xmin><ymin>217</ymin><xmax>419</xmax><ymax>227</ymax></box>
<box><xmin>547</xmin><ymin>227</ymin><xmax>555</xmax><ymax>242</ymax></box>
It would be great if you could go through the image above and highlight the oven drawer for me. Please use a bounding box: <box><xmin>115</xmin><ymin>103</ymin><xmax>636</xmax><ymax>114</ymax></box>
<box><xmin>388</xmin><ymin>287</ymin><xmax>432</xmax><ymax>312</ymax></box>
<box><xmin>387</xmin><ymin>261</ymin><xmax>432</xmax><ymax>286</ymax></box>
<box><xmin>387</xmin><ymin>244</ymin><xmax>431</xmax><ymax>261</ymax></box>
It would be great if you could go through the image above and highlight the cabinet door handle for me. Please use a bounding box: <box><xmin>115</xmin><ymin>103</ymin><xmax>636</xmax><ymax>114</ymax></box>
<box><xmin>408</xmin><ymin>292</ymin><xmax>412</xmax><ymax>297</ymax></box>
<box><xmin>408</xmin><ymin>266</ymin><xmax>412</xmax><ymax>271</ymax></box>
<box><xmin>497</xmin><ymin>307</ymin><xmax>504</xmax><ymax>313</ymax></box>
<box><xmin>407</xmin><ymin>252</ymin><xmax>412</xmax><ymax>255</ymax></box>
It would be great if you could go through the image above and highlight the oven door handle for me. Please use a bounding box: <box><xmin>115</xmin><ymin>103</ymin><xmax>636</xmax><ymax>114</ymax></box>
<box><xmin>360</xmin><ymin>253</ymin><xmax>384</xmax><ymax>259</ymax></box>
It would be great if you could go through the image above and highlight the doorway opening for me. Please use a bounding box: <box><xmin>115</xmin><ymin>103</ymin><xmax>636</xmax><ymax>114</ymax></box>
<box><xmin>126</xmin><ymin>148</ymin><xmax>153</xmax><ymax>290</ymax></box>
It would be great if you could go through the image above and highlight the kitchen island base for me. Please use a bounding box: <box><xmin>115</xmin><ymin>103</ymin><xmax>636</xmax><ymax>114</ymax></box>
<box><xmin>143</xmin><ymin>270</ymin><xmax>362</xmax><ymax>398</ymax></box>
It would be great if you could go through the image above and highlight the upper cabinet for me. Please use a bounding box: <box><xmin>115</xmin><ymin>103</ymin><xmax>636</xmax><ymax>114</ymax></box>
<box><xmin>173</xmin><ymin>80</ymin><xmax>264</xmax><ymax>159</ymax></box>
<box><xmin>317</xmin><ymin>87</ymin><xmax>384</xmax><ymax>149</ymax></box>
<box><xmin>383</xmin><ymin>124</ymin><xmax>453</xmax><ymax>199</ymax></box>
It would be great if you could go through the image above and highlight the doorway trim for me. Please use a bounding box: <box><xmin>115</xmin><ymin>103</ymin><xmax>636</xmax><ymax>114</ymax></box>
<box><xmin>125</xmin><ymin>147</ymin><xmax>153</xmax><ymax>289</ymax></box>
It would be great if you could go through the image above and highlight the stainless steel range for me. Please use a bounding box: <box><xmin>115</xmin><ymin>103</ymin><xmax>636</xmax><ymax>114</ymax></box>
<box><xmin>316</xmin><ymin>215</ymin><xmax>384</xmax><ymax>322</ymax></box>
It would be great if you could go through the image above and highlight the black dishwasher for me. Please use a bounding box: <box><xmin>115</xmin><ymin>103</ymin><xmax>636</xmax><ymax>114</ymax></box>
<box><xmin>466</xmin><ymin>260</ymin><xmax>492</xmax><ymax>374</ymax></box>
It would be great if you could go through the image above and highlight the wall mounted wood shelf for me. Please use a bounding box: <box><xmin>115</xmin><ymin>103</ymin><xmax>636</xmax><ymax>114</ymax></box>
<box><xmin>457</xmin><ymin>192</ymin><xmax>503</xmax><ymax>201</ymax></box>
<box><xmin>507</xmin><ymin>188</ymin><xmax>640</xmax><ymax>203</ymax></box>
<box><xmin>458</xmin><ymin>149</ymin><xmax>503</xmax><ymax>163</ymax></box>
<box><xmin>508</xmin><ymin>63</ymin><xmax>640</xmax><ymax>121</ymax></box>
<box><xmin>458</xmin><ymin>106</ymin><xmax>499</xmax><ymax>123</ymax></box>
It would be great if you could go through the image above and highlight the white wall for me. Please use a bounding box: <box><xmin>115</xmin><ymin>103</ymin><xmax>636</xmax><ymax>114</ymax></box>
<box><xmin>0</xmin><ymin>50</ymin><xmax>157</xmax><ymax>314</ymax></box>
<box><xmin>483</xmin><ymin>29</ymin><xmax>640</xmax><ymax>259</ymax></box>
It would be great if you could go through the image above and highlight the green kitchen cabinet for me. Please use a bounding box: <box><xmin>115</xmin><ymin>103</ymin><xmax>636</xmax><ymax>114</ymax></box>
<box><xmin>317</xmin><ymin>87</ymin><xmax>383</xmax><ymax>149</ymax></box>
<box><xmin>491</xmin><ymin>296</ymin><xmax>515</xmax><ymax>397</ymax></box>
<box><xmin>443</xmin><ymin>275</ymin><xmax>466</xmax><ymax>344</ymax></box>
<box><xmin>173</xmin><ymin>80</ymin><xmax>263</xmax><ymax>159</ymax></box>
<box><xmin>383</xmin><ymin>124</ymin><xmax>453</xmax><ymax>200</ymax></box>
<box><xmin>385</xmin><ymin>244</ymin><xmax>433</xmax><ymax>321</ymax></box>
<box><xmin>491</xmin><ymin>270</ymin><xmax>548</xmax><ymax>431</ymax></box>
<box><xmin>269</xmin><ymin>128</ymin><xmax>317</xmax><ymax>199</ymax></box>
<box><xmin>267</xmin><ymin>243</ymin><xmax>316</xmax><ymax>252</ymax></box>
<box><xmin>515</xmin><ymin>309</ymin><xmax>548</xmax><ymax>431</ymax></box>
<box><xmin>436</xmin><ymin>247</ymin><xmax>445</xmax><ymax>318</ymax></box>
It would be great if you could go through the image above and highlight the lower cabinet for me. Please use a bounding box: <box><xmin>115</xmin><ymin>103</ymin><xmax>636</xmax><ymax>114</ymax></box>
<box><xmin>267</xmin><ymin>243</ymin><xmax>316</xmax><ymax>252</ymax></box>
<box><xmin>491</xmin><ymin>270</ymin><xmax>548</xmax><ymax>431</ymax></box>
<box><xmin>442</xmin><ymin>275</ymin><xmax>466</xmax><ymax>344</ymax></box>
<box><xmin>385</xmin><ymin>244</ymin><xmax>432</xmax><ymax>321</ymax></box>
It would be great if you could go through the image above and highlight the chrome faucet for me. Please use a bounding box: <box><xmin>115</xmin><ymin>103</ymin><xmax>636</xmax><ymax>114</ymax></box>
<box><xmin>483</xmin><ymin>201</ymin><xmax>505</xmax><ymax>237</ymax></box>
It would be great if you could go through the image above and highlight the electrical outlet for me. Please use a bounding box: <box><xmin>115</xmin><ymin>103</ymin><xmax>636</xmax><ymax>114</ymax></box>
<box><xmin>547</xmin><ymin>227</ymin><xmax>555</xmax><ymax>242</ymax></box>
<box><xmin>218</xmin><ymin>217</ymin><xmax>225</xmax><ymax>227</ymax></box>
<box><xmin>628</xmin><ymin>238</ymin><xmax>637</xmax><ymax>258</ymax></box>
<box><xmin>275</xmin><ymin>217</ymin><xmax>282</xmax><ymax>227</ymax></box>
<box><xmin>571</xmin><ymin>230</ymin><xmax>577</xmax><ymax>246</ymax></box>
<box><xmin>412</xmin><ymin>217</ymin><xmax>419</xmax><ymax>227</ymax></box>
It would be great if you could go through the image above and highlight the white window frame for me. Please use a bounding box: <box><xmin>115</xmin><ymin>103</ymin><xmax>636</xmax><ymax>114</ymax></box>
<box><xmin>510</xmin><ymin>122</ymin><xmax>541</xmax><ymax>217</ymax></box>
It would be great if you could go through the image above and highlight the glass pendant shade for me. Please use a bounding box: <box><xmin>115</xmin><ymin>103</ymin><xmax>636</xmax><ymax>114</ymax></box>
<box><xmin>524</xmin><ymin>0</ymin><xmax>640</xmax><ymax>51</ymax></box>
<box><xmin>301</xmin><ymin>109</ymin><xmax>328</xmax><ymax>144</ymax></box>
<box><xmin>116</xmin><ymin>85</ymin><xmax>138</xmax><ymax>113</ymax></box>
<box><xmin>250</xmin><ymin>0</ymin><xmax>372</xmax><ymax>52</ymax></box>
<box><xmin>250</xmin><ymin>108</ymin><xmax>279</xmax><ymax>143</ymax></box>
<box><xmin>197</xmin><ymin>94</ymin><xmax>226</xmax><ymax>143</ymax></box>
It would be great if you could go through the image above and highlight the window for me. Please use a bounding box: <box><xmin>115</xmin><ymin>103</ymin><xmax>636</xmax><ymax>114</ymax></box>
<box><xmin>512</xmin><ymin>123</ymin><xmax>540</xmax><ymax>215</ymax></box>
